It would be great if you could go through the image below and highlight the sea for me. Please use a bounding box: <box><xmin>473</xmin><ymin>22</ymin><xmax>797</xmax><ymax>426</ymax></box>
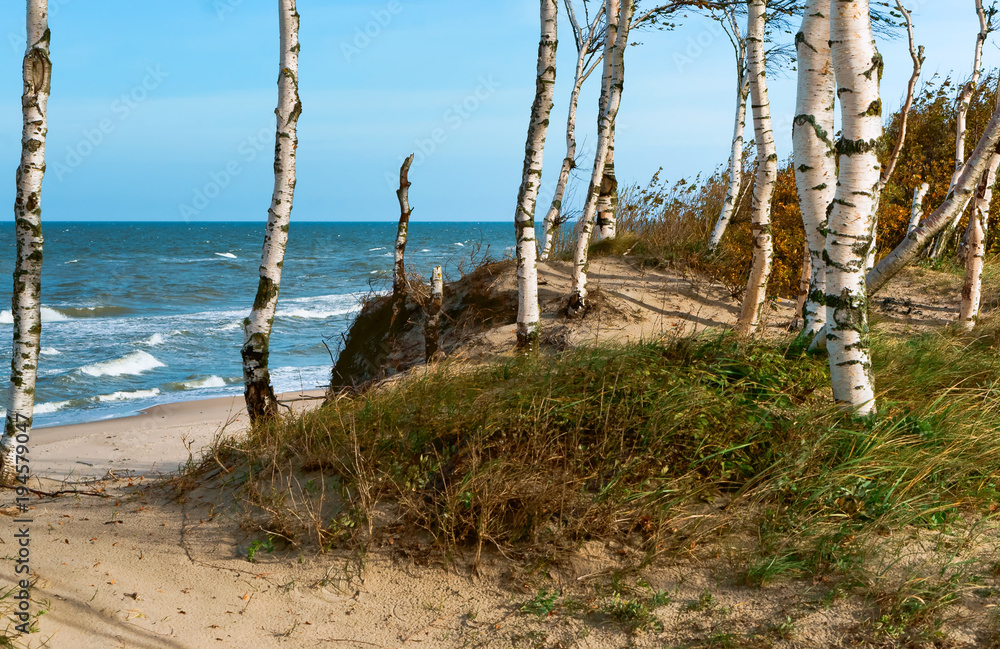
<box><xmin>0</xmin><ymin>222</ymin><xmax>513</xmax><ymax>428</ymax></box>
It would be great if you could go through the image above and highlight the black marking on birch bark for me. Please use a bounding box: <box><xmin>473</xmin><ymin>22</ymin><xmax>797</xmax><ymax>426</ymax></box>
<box><xmin>836</xmin><ymin>137</ymin><xmax>879</xmax><ymax>156</ymax></box>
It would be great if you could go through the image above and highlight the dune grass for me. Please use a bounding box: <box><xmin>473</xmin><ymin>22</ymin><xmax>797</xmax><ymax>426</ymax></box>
<box><xmin>219</xmin><ymin>318</ymin><xmax>1000</xmax><ymax>579</ymax></box>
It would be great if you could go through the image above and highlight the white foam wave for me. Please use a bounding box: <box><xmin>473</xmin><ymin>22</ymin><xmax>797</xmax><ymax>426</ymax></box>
<box><xmin>40</xmin><ymin>347</ymin><xmax>61</xmax><ymax>356</ymax></box>
<box><xmin>79</xmin><ymin>351</ymin><xmax>165</xmax><ymax>378</ymax></box>
<box><xmin>0</xmin><ymin>307</ymin><xmax>71</xmax><ymax>324</ymax></box>
<box><xmin>143</xmin><ymin>333</ymin><xmax>166</xmax><ymax>346</ymax></box>
<box><xmin>65</xmin><ymin>259</ymin><xmax>78</xmax><ymax>264</ymax></box>
<box><xmin>420</xmin><ymin>249</ymin><xmax>431</xmax><ymax>252</ymax></box>
<box><xmin>277</xmin><ymin>307</ymin><xmax>355</xmax><ymax>320</ymax></box>
<box><xmin>97</xmin><ymin>388</ymin><xmax>161</xmax><ymax>403</ymax></box>
<box><xmin>369</xmin><ymin>247</ymin><xmax>386</xmax><ymax>251</ymax></box>
<box><xmin>34</xmin><ymin>400</ymin><xmax>73</xmax><ymax>415</ymax></box>
<box><xmin>215</xmin><ymin>252</ymin><xmax>238</xmax><ymax>259</ymax></box>
<box><xmin>182</xmin><ymin>376</ymin><xmax>227</xmax><ymax>390</ymax></box>
<box><xmin>217</xmin><ymin>322</ymin><xmax>241</xmax><ymax>331</ymax></box>
<box><xmin>455</xmin><ymin>242</ymin><xmax>464</xmax><ymax>247</ymax></box>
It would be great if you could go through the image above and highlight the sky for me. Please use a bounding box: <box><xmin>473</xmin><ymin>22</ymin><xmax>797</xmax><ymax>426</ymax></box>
<box><xmin>0</xmin><ymin>0</ymin><xmax>994</xmax><ymax>223</ymax></box>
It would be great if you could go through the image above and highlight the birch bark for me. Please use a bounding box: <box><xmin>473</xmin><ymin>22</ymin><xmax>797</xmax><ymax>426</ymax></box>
<box><xmin>595</xmin><ymin>128</ymin><xmax>618</xmax><ymax>240</ymax></box>
<box><xmin>735</xmin><ymin>0</ymin><xmax>777</xmax><ymax>335</ymax></box>
<box><xmin>930</xmin><ymin>0</ymin><xmax>989</xmax><ymax>259</ymax></box>
<box><xmin>792</xmin><ymin>0</ymin><xmax>835</xmax><ymax>338</ymax></box>
<box><xmin>425</xmin><ymin>266</ymin><xmax>443</xmax><ymax>361</ymax></box>
<box><xmin>907</xmin><ymin>182</ymin><xmax>930</xmax><ymax>234</ymax></box>
<box><xmin>866</xmin><ymin>106</ymin><xmax>1000</xmax><ymax>295</ymax></box>
<box><xmin>826</xmin><ymin>0</ymin><xmax>882</xmax><ymax>414</ymax></box>
<box><xmin>515</xmin><ymin>0</ymin><xmax>558</xmax><ymax>350</ymax></box>
<box><xmin>241</xmin><ymin>0</ymin><xmax>300</xmax><ymax>424</ymax></box>
<box><xmin>540</xmin><ymin>1</ymin><xmax>604</xmax><ymax>261</ymax></box>
<box><xmin>567</xmin><ymin>0</ymin><xmax>633</xmax><ymax>315</ymax></box>
<box><xmin>960</xmin><ymin>145</ymin><xmax>1000</xmax><ymax>330</ymax></box>
<box><xmin>708</xmin><ymin>7</ymin><xmax>749</xmax><ymax>252</ymax></box>
<box><xmin>1</xmin><ymin>0</ymin><xmax>49</xmax><ymax>483</ymax></box>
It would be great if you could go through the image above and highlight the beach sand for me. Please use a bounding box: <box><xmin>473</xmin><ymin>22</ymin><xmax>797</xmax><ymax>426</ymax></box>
<box><xmin>30</xmin><ymin>390</ymin><xmax>326</xmax><ymax>480</ymax></box>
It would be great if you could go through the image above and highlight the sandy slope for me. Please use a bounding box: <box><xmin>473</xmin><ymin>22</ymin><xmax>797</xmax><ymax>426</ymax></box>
<box><xmin>0</xmin><ymin>260</ymin><xmax>989</xmax><ymax>648</ymax></box>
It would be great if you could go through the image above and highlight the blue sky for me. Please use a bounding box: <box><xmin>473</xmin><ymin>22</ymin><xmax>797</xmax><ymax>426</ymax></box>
<box><xmin>0</xmin><ymin>0</ymin><xmax>992</xmax><ymax>222</ymax></box>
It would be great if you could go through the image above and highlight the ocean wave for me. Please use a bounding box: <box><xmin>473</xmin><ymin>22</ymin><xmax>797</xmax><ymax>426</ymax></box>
<box><xmin>79</xmin><ymin>351</ymin><xmax>166</xmax><ymax>378</ymax></box>
<box><xmin>181</xmin><ymin>376</ymin><xmax>227</xmax><ymax>390</ymax></box>
<box><xmin>215</xmin><ymin>252</ymin><xmax>238</xmax><ymax>259</ymax></box>
<box><xmin>143</xmin><ymin>333</ymin><xmax>166</xmax><ymax>346</ymax></box>
<box><xmin>40</xmin><ymin>347</ymin><xmax>61</xmax><ymax>356</ymax></box>
<box><xmin>0</xmin><ymin>307</ymin><xmax>71</xmax><ymax>324</ymax></box>
<box><xmin>369</xmin><ymin>247</ymin><xmax>386</xmax><ymax>251</ymax></box>
<box><xmin>420</xmin><ymin>249</ymin><xmax>431</xmax><ymax>252</ymax></box>
<box><xmin>97</xmin><ymin>388</ymin><xmax>161</xmax><ymax>403</ymax></box>
<box><xmin>34</xmin><ymin>400</ymin><xmax>74</xmax><ymax>414</ymax></box>
<box><xmin>59</xmin><ymin>305</ymin><xmax>136</xmax><ymax>319</ymax></box>
<box><xmin>65</xmin><ymin>259</ymin><xmax>78</xmax><ymax>264</ymax></box>
<box><xmin>455</xmin><ymin>242</ymin><xmax>464</xmax><ymax>247</ymax></box>
<box><xmin>216</xmin><ymin>322</ymin><xmax>242</xmax><ymax>332</ymax></box>
<box><xmin>277</xmin><ymin>307</ymin><xmax>355</xmax><ymax>320</ymax></box>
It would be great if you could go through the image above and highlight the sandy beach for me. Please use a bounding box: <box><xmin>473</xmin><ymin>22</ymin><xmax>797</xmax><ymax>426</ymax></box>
<box><xmin>29</xmin><ymin>389</ymin><xmax>326</xmax><ymax>480</ymax></box>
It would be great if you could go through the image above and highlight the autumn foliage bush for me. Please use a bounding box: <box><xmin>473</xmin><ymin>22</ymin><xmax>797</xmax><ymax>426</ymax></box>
<box><xmin>617</xmin><ymin>71</ymin><xmax>1000</xmax><ymax>299</ymax></box>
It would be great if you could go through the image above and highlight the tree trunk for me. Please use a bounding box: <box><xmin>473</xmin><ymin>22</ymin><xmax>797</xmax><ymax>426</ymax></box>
<box><xmin>907</xmin><ymin>182</ymin><xmax>929</xmax><ymax>234</ymax></box>
<box><xmin>791</xmin><ymin>0</ymin><xmax>836</xmax><ymax>339</ymax></box>
<box><xmin>1</xmin><ymin>0</ymin><xmax>49</xmax><ymax>484</ymax></box>
<box><xmin>567</xmin><ymin>0</ymin><xmax>633</xmax><ymax>315</ymax></box>
<box><xmin>866</xmin><ymin>120</ymin><xmax>1000</xmax><ymax>296</ymax></box>
<box><xmin>392</xmin><ymin>154</ymin><xmax>414</xmax><ymax>327</ymax></box>
<box><xmin>540</xmin><ymin>1</ymin><xmax>603</xmax><ymax>261</ymax></box>
<box><xmin>241</xmin><ymin>0</ymin><xmax>300</xmax><ymax>425</ymax></box>
<box><xmin>930</xmin><ymin>0</ymin><xmax>989</xmax><ymax>259</ymax></box>
<box><xmin>425</xmin><ymin>265</ymin><xmax>443</xmax><ymax>361</ymax></box>
<box><xmin>515</xmin><ymin>0</ymin><xmax>558</xmax><ymax>351</ymax></box>
<box><xmin>826</xmin><ymin>0</ymin><xmax>882</xmax><ymax>415</ymax></box>
<box><xmin>735</xmin><ymin>0</ymin><xmax>777</xmax><ymax>336</ymax></box>
<box><xmin>594</xmin><ymin>128</ymin><xmax>618</xmax><ymax>240</ymax></box>
<box><xmin>866</xmin><ymin>1</ymin><xmax>923</xmax><ymax>274</ymax></box>
<box><xmin>709</xmin><ymin>66</ymin><xmax>750</xmax><ymax>252</ymax></box>
<box><xmin>959</xmin><ymin>149</ymin><xmax>1000</xmax><ymax>330</ymax></box>
<box><xmin>791</xmin><ymin>240</ymin><xmax>811</xmax><ymax>331</ymax></box>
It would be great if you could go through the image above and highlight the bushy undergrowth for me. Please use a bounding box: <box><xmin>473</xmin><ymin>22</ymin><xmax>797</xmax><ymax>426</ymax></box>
<box><xmin>221</xmin><ymin>319</ymin><xmax>1000</xmax><ymax>578</ymax></box>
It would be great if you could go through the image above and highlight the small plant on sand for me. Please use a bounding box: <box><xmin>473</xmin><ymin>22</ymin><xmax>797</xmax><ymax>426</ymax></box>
<box><xmin>603</xmin><ymin>592</ymin><xmax>664</xmax><ymax>634</ymax></box>
<box><xmin>246</xmin><ymin>534</ymin><xmax>277</xmax><ymax>563</ymax></box>
<box><xmin>521</xmin><ymin>589</ymin><xmax>559</xmax><ymax>618</ymax></box>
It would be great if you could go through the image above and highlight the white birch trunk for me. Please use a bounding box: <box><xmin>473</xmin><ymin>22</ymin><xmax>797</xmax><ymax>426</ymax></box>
<box><xmin>792</xmin><ymin>0</ymin><xmax>836</xmax><ymax>338</ymax></box>
<box><xmin>595</xmin><ymin>128</ymin><xmax>618</xmax><ymax>240</ymax></box>
<box><xmin>907</xmin><ymin>182</ymin><xmax>929</xmax><ymax>234</ymax></box>
<box><xmin>866</xmin><ymin>1</ymin><xmax>923</xmax><ymax>274</ymax></box>
<box><xmin>567</xmin><ymin>0</ymin><xmax>633</xmax><ymax>315</ymax></box>
<box><xmin>1</xmin><ymin>0</ymin><xmax>49</xmax><ymax>484</ymax></box>
<box><xmin>241</xmin><ymin>0</ymin><xmax>300</xmax><ymax>424</ymax></box>
<box><xmin>735</xmin><ymin>0</ymin><xmax>777</xmax><ymax>335</ymax></box>
<box><xmin>826</xmin><ymin>0</ymin><xmax>881</xmax><ymax>415</ymax></box>
<box><xmin>959</xmin><ymin>150</ymin><xmax>1000</xmax><ymax>330</ymax></box>
<box><xmin>392</xmin><ymin>154</ymin><xmax>414</xmax><ymax>326</ymax></box>
<box><xmin>540</xmin><ymin>2</ymin><xmax>603</xmax><ymax>261</ymax></box>
<box><xmin>931</xmin><ymin>0</ymin><xmax>989</xmax><ymax>259</ymax></box>
<box><xmin>515</xmin><ymin>0</ymin><xmax>558</xmax><ymax>350</ymax></box>
<box><xmin>709</xmin><ymin>66</ymin><xmax>750</xmax><ymax>252</ymax></box>
<box><xmin>425</xmin><ymin>265</ymin><xmax>443</xmax><ymax>361</ymax></box>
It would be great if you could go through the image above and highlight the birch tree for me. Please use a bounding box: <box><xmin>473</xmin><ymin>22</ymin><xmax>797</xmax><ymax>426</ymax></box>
<box><xmin>568</xmin><ymin>0</ymin><xmax>634</xmax><ymax>315</ymax></box>
<box><xmin>515</xmin><ymin>0</ymin><xmax>558</xmax><ymax>350</ymax></box>
<box><xmin>907</xmin><ymin>182</ymin><xmax>929</xmax><ymax>234</ymax></box>
<box><xmin>825</xmin><ymin>0</ymin><xmax>882</xmax><ymax>415</ymax></box>
<box><xmin>540</xmin><ymin>1</ymin><xmax>604</xmax><ymax>261</ymax></box>
<box><xmin>866</xmin><ymin>101</ymin><xmax>1000</xmax><ymax>295</ymax></box>
<box><xmin>595</xmin><ymin>129</ymin><xmax>619</xmax><ymax>240</ymax></box>
<box><xmin>865</xmin><ymin>0</ymin><xmax>923</xmax><ymax>272</ymax></box>
<box><xmin>708</xmin><ymin>7</ymin><xmax>750</xmax><ymax>252</ymax></box>
<box><xmin>425</xmin><ymin>266</ymin><xmax>443</xmax><ymax>360</ymax></box>
<box><xmin>791</xmin><ymin>0</ymin><xmax>835</xmax><ymax>338</ymax></box>
<box><xmin>960</xmin><ymin>139</ymin><xmax>1000</xmax><ymax>330</ymax></box>
<box><xmin>1</xmin><ymin>0</ymin><xmax>49</xmax><ymax>484</ymax></box>
<box><xmin>734</xmin><ymin>0</ymin><xmax>777</xmax><ymax>335</ymax></box>
<box><xmin>241</xmin><ymin>0</ymin><xmax>300</xmax><ymax>424</ymax></box>
<box><xmin>930</xmin><ymin>0</ymin><xmax>991</xmax><ymax>259</ymax></box>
